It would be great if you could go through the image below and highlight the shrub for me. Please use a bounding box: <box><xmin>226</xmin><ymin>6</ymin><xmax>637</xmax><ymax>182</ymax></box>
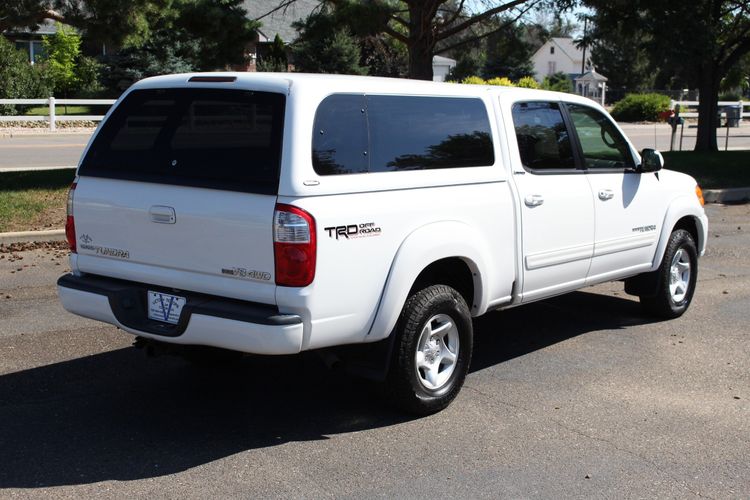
<box><xmin>610</xmin><ymin>93</ymin><xmax>672</xmax><ymax>122</ymax></box>
<box><xmin>461</xmin><ymin>76</ymin><xmax>486</xmax><ymax>85</ymax></box>
<box><xmin>541</xmin><ymin>72</ymin><xmax>573</xmax><ymax>93</ymax></box>
<box><xmin>486</xmin><ymin>77</ymin><xmax>514</xmax><ymax>86</ymax></box>
<box><xmin>516</xmin><ymin>76</ymin><xmax>540</xmax><ymax>89</ymax></box>
<box><xmin>0</xmin><ymin>37</ymin><xmax>50</xmax><ymax>115</ymax></box>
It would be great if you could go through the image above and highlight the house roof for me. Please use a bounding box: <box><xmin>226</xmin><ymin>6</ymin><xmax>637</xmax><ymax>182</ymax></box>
<box><xmin>243</xmin><ymin>0</ymin><xmax>319</xmax><ymax>43</ymax></box>
<box><xmin>4</xmin><ymin>19</ymin><xmax>59</xmax><ymax>37</ymax></box>
<box><xmin>433</xmin><ymin>55</ymin><xmax>456</xmax><ymax>66</ymax></box>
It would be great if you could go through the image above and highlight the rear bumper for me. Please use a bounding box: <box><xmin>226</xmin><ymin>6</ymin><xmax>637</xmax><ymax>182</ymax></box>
<box><xmin>57</xmin><ymin>274</ymin><xmax>303</xmax><ymax>355</ymax></box>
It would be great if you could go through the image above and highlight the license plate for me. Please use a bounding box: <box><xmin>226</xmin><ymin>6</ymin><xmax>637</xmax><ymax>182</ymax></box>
<box><xmin>147</xmin><ymin>291</ymin><xmax>186</xmax><ymax>325</ymax></box>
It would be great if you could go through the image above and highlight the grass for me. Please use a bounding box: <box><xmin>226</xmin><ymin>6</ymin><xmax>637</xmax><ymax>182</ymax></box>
<box><xmin>0</xmin><ymin>150</ymin><xmax>746</xmax><ymax>233</ymax></box>
<box><xmin>662</xmin><ymin>151</ymin><xmax>750</xmax><ymax>189</ymax></box>
<box><xmin>0</xmin><ymin>170</ymin><xmax>74</xmax><ymax>233</ymax></box>
<box><xmin>23</xmin><ymin>105</ymin><xmax>94</xmax><ymax>116</ymax></box>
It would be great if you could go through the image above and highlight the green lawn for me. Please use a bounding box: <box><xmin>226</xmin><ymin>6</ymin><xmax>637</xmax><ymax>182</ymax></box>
<box><xmin>24</xmin><ymin>105</ymin><xmax>94</xmax><ymax>116</ymax></box>
<box><xmin>0</xmin><ymin>170</ymin><xmax>74</xmax><ymax>233</ymax></box>
<box><xmin>662</xmin><ymin>151</ymin><xmax>750</xmax><ymax>189</ymax></box>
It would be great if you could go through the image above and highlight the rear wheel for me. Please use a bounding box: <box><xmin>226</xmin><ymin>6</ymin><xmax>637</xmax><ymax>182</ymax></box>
<box><xmin>387</xmin><ymin>285</ymin><xmax>473</xmax><ymax>415</ymax></box>
<box><xmin>640</xmin><ymin>229</ymin><xmax>698</xmax><ymax>319</ymax></box>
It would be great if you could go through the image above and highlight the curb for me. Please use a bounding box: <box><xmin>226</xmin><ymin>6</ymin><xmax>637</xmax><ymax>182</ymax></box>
<box><xmin>703</xmin><ymin>187</ymin><xmax>750</xmax><ymax>204</ymax></box>
<box><xmin>0</xmin><ymin>229</ymin><xmax>66</xmax><ymax>245</ymax></box>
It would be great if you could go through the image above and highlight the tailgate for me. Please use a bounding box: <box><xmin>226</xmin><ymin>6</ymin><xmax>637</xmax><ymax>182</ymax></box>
<box><xmin>72</xmin><ymin>86</ymin><xmax>285</xmax><ymax>304</ymax></box>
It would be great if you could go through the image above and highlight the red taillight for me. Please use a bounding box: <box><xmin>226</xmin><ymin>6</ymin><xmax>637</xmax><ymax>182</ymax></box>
<box><xmin>274</xmin><ymin>204</ymin><xmax>316</xmax><ymax>287</ymax></box>
<box><xmin>65</xmin><ymin>182</ymin><xmax>77</xmax><ymax>253</ymax></box>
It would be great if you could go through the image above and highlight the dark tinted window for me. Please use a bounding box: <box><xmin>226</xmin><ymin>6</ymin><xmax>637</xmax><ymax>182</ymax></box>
<box><xmin>312</xmin><ymin>94</ymin><xmax>494</xmax><ymax>175</ymax></box>
<box><xmin>366</xmin><ymin>95</ymin><xmax>493</xmax><ymax>172</ymax></box>
<box><xmin>512</xmin><ymin>102</ymin><xmax>575</xmax><ymax>170</ymax></box>
<box><xmin>312</xmin><ymin>94</ymin><xmax>368</xmax><ymax>175</ymax></box>
<box><xmin>567</xmin><ymin>104</ymin><xmax>634</xmax><ymax>169</ymax></box>
<box><xmin>80</xmin><ymin>88</ymin><xmax>285</xmax><ymax>194</ymax></box>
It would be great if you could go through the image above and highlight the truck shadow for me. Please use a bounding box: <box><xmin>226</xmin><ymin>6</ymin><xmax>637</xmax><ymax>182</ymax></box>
<box><xmin>0</xmin><ymin>290</ymin><xmax>657</xmax><ymax>488</ymax></box>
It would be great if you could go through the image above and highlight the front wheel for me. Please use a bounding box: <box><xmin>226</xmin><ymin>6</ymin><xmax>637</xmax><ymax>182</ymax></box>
<box><xmin>640</xmin><ymin>229</ymin><xmax>698</xmax><ymax>319</ymax></box>
<box><xmin>387</xmin><ymin>285</ymin><xmax>473</xmax><ymax>415</ymax></box>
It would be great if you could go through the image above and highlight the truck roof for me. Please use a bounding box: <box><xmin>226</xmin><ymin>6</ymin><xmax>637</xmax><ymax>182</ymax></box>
<box><xmin>129</xmin><ymin>72</ymin><xmax>593</xmax><ymax>107</ymax></box>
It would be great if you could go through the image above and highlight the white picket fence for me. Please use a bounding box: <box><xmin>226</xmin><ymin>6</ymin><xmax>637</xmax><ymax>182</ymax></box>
<box><xmin>0</xmin><ymin>97</ymin><xmax>116</xmax><ymax>131</ymax></box>
<box><xmin>671</xmin><ymin>100</ymin><xmax>747</xmax><ymax>120</ymax></box>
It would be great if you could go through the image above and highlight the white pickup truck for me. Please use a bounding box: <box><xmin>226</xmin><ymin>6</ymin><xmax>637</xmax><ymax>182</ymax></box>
<box><xmin>58</xmin><ymin>73</ymin><xmax>708</xmax><ymax>414</ymax></box>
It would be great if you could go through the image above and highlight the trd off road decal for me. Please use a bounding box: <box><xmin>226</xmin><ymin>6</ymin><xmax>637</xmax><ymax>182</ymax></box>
<box><xmin>324</xmin><ymin>222</ymin><xmax>382</xmax><ymax>240</ymax></box>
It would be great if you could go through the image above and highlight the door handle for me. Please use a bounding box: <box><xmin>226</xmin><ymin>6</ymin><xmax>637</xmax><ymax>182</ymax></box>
<box><xmin>149</xmin><ymin>205</ymin><xmax>176</xmax><ymax>224</ymax></box>
<box><xmin>598</xmin><ymin>189</ymin><xmax>615</xmax><ymax>201</ymax></box>
<box><xmin>524</xmin><ymin>194</ymin><xmax>544</xmax><ymax>207</ymax></box>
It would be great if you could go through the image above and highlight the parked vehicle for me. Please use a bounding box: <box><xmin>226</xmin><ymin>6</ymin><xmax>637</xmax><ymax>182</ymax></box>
<box><xmin>58</xmin><ymin>73</ymin><xmax>708</xmax><ymax>414</ymax></box>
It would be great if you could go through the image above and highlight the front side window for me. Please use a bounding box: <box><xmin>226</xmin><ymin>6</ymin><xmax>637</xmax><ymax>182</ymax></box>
<box><xmin>567</xmin><ymin>104</ymin><xmax>634</xmax><ymax>169</ymax></box>
<box><xmin>511</xmin><ymin>101</ymin><xmax>575</xmax><ymax>170</ymax></box>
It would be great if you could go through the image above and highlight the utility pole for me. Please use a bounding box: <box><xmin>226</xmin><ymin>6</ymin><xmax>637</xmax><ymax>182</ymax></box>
<box><xmin>580</xmin><ymin>16</ymin><xmax>588</xmax><ymax>75</ymax></box>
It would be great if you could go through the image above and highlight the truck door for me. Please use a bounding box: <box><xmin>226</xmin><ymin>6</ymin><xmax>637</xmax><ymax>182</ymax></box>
<box><xmin>509</xmin><ymin>101</ymin><xmax>595</xmax><ymax>302</ymax></box>
<box><xmin>563</xmin><ymin>103</ymin><xmax>667</xmax><ymax>283</ymax></box>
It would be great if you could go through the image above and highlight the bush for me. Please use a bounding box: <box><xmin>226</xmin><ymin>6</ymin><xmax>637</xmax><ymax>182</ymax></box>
<box><xmin>461</xmin><ymin>76</ymin><xmax>487</xmax><ymax>85</ymax></box>
<box><xmin>0</xmin><ymin>37</ymin><xmax>50</xmax><ymax>115</ymax></box>
<box><xmin>541</xmin><ymin>72</ymin><xmax>573</xmax><ymax>93</ymax></box>
<box><xmin>610</xmin><ymin>93</ymin><xmax>672</xmax><ymax>122</ymax></box>
<box><xmin>486</xmin><ymin>77</ymin><xmax>515</xmax><ymax>87</ymax></box>
<box><xmin>516</xmin><ymin>76</ymin><xmax>540</xmax><ymax>89</ymax></box>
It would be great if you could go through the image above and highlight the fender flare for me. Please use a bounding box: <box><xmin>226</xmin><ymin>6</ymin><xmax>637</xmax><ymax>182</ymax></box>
<box><xmin>652</xmin><ymin>195</ymin><xmax>707</xmax><ymax>270</ymax></box>
<box><xmin>365</xmin><ymin>221</ymin><xmax>493</xmax><ymax>343</ymax></box>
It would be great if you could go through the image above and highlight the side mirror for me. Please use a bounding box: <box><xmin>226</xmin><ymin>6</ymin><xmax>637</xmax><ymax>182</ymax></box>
<box><xmin>639</xmin><ymin>148</ymin><xmax>664</xmax><ymax>173</ymax></box>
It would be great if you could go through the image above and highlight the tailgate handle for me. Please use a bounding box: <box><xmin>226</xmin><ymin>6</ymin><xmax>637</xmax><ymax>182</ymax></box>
<box><xmin>149</xmin><ymin>205</ymin><xmax>176</xmax><ymax>224</ymax></box>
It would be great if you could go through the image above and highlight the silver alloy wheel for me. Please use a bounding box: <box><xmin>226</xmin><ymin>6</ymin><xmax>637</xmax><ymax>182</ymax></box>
<box><xmin>669</xmin><ymin>248</ymin><xmax>691</xmax><ymax>303</ymax></box>
<box><xmin>415</xmin><ymin>313</ymin><xmax>460</xmax><ymax>391</ymax></box>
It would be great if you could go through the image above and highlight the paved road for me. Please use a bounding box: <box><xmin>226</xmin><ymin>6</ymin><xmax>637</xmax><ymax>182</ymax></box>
<box><xmin>0</xmin><ymin>134</ymin><xmax>89</xmax><ymax>170</ymax></box>
<box><xmin>2</xmin><ymin>124</ymin><xmax>750</xmax><ymax>172</ymax></box>
<box><xmin>0</xmin><ymin>205</ymin><xmax>748</xmax><ymax>498</ymax></box>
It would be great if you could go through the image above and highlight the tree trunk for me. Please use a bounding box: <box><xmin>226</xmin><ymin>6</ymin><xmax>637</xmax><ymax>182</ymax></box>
<box><xmin>407</xmin><ymin>2</ymin><xmax>438</xmax><ymax>81</ymax></box>
<box><xmin>694</xmin><ymin>63</ymin><xmax>721</xmax><ymax>152</ymax></box>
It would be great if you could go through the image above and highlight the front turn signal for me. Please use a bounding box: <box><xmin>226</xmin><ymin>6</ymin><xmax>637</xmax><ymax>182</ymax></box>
<box><xmin>695</xmin><ymin>185</ymin><xmax>705</xmax><ymax>206</ymax></box>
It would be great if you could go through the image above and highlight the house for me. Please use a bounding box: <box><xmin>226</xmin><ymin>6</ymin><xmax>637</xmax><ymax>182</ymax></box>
<box><xmin>531</xmin><ymin>37</ymin><xmax>590</xmax><ymax>82</ymax></box>
<box><xmin>3</xmin><ymin>19</ymin><xmax>58</xmax><ymax>64</ymax></box>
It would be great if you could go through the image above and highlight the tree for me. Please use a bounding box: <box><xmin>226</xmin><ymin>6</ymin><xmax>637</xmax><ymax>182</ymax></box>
<box><xmin>275</xmin><ymin>0</ymin><xmax>571</xmax><ymax>80</ymax></box>
<box><xmin>584</xmin><ymin>0</ymin><xmax>750</xmax><ymax>152</ymax></box>
<box><xmin>587</xmin><ymin>14</ymin><xmax>655</xmax><ymax>92</ymax></box>
<box><xmin>42</xmin><ymin>23</ymin><xmax>80</xmax><ymax>98</ymax></box>
<box><xmin>293</xmin><ymin>28</ymin><xmax>367</xmax><ymax>75</ymax></box>
<box><xmin>482</xmin><ymin>17</ymin><xmax>535</xmax><ymax>80</ymax></box>
<box><xmin>258</xmin><ymin>34</ymin><xmax>288</xmax><ymax>72</ymax></box>
<box><xmin>291</xmin><ymin>3</ymin><xmax>403</xmax><ymax>76</ymax></box>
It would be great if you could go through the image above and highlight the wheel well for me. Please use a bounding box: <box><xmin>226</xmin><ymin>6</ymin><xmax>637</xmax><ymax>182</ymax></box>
<box><xmin>409</xmin><ymin>258</ymin><xmax>475</xmax><ymax>308</ymax></box>
<box><xmin>673</xmin><ymin>216</ymin><xmax>699</xmax><ymax>248</ymax></box>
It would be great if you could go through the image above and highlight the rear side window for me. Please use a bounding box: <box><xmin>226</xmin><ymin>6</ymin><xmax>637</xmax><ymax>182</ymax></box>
<box><xmin>80</xmin><ymin>88</ymin><xmax>285</xmax><ymax>194</ymax></box>
<box><xmin>312</xmin><ymin>94</ymin><xmax>368</xmax><ymax>175</ymax></box>
<box><xmin>312</xmin><ymin>94</ymin><xmax>494</xmax><ymax>175</ymax></box>
<box><xmin>511</xmin><ymin>102</ymin><xmax>575</xmax><ymax>170</ymax></box>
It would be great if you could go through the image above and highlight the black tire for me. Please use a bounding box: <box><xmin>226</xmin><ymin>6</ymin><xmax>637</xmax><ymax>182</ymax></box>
<box><xmin>387</xmin><ymin>285</ymin><xmax>473</xmax><ymax>415</ymax></box>
<box><xmin>640</xmin><ymin>229</ymin><xmax>698</xmax><ymax>319</ymax></box>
